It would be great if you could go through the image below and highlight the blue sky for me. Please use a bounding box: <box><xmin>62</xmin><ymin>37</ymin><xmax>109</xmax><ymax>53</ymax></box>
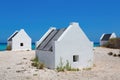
<box><xmin>0</xmin><ymin>0</ymin><xmax>120</xmax><ymax>43</ymax></box>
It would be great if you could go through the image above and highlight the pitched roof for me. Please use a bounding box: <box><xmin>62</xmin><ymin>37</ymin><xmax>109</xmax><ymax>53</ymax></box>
<box><xmin>8</xmin><ymin>31</ymin><xmax>18</xmax><ymax>41</ymax></box>
<box><xmin>37</xmin><ymin>28</ymin><xmax>66</xmax><ymax>51</ymax></box>
<box><xmin>101</xmin><ymin>34</ymin><xmax>112</xmax><ymax>41</ymax></box>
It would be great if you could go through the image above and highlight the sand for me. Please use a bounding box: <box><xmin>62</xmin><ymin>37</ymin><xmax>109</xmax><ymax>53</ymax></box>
<box><xmin>0</xmin><ymin>47</ymin><xmax>120</xmax><ymax>80</ymax></box>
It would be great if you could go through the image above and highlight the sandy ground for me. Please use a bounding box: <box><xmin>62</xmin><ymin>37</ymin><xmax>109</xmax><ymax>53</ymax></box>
<box><xmin>0</xmin><ymin>47</ymin><xmax>120</xmax><ymax>80</ymax></box>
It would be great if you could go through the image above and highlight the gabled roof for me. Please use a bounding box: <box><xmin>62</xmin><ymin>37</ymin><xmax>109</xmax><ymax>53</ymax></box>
<box><xmin>8</xmin><ymin>31</ymin><xmax>19</xmax><ymax>41</ymax></box>
<box><xmin>37</xmin><ymin>28</ymin><xmax>66</xmax><ymax>51</ymax></box>
<box><xmin>101</xmin><ymin>34</ymin><xmax>112</xmax><ymax>41</ymax></box>
<box><xmin>8</xmin><ymin>29</ymin><xmax>30</xmax><ymax>41</ymax></box>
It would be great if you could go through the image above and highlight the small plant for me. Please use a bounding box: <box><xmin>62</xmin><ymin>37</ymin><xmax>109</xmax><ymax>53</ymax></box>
<box><xmin>108</xmin><ymin>52</ymin><xmax>113</xmax><ymax>56</ymax></box>
<box><xmin>83</xmin><ymin>68</ymin><xmax>92</xmax><ymax>70</ymax></box>
<box><xmin>6</xmin><ymin>45</ymin><xmax>11</xmax><ymax>50</ymax></box>
<box><xmin>113</xmin><ymin>54</ymin><xmax>117</xmax><ymax>57</ymax></box>
<box><xmin>93</xmin><ymin>64</ymin><xmax>96</xmax><ymax>67</ymax></box>
<box><xmin>31</xmin><ymin>62</ymin><xmax>38</xmax><ymax>67</ymax></box>
<box><xmin>37</xmin><ymin>62</ymin><xmax>45</xmax><ymax>69</ymax></box>
<box><xmin>56</xmin><ymin>58</ymin><xmax>65</xmax><ymax>72</ymax></box>
<box><xmin>31</xmin><ymin>57</ymin><xmax>38</xmax><ymax>62</ymax></box>
<box><xmin>31</xmin><ymin>57</ymin><xmax>45</xmax><ymax>69</ymax></box>
<box><xmin>65</xmin><ymin>60</ymin><xmax>71</xmax><ymax>71</ymax></box>
<box><xmin>70</xmin><ymin>68</ymin><xmax>80</xmax><ymax>71</ymax></box>
<box><xmin>56</xmin><ymin>58</ymin><xmax>80</xmax><ymax>72</ymax></box>
<box><xmin>33</xmin><ymin>74</ymin><xmax>38</xmax><ymax>76</ymax></box>
<box><xmin>118</xmin><ymin>54</ymin><xmax>120</xmax><ymax>57</ymax></box>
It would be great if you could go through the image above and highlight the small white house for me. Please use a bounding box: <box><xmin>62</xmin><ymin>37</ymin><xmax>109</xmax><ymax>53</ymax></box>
<box><xmin>7</xmin><ymin>29</ymin><xmax>31</xmax><ymax>51</ymax></box>
<box><xmin>100</xmin><ymin>33</ymin><xmax>116</xmax><ymax>46</ymax></box>
<box><xmin>36</xmin><ymin>22</ymin><xmax>93</xmax><ymax>69</ymax></box>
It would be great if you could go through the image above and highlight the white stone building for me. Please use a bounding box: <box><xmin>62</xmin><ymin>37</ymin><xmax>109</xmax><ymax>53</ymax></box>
<box><xmin>100</xmin><ymin>33</ymin><xmax>116</xmax><ymax>46</ymax></box>
<box><xmin>7</xmin><ymin>29</ymin><xmax>31</xmax><ymax>51</ymax></box>
<box><xmin>36</xmin><ymin>22</ymin><xmax>93</xmax><ymax>69</ymax></box>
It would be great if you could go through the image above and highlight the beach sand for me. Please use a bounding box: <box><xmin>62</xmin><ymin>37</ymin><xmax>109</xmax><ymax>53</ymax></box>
<box><xmin>0</xmin><ymin>47</ymin><xmax>120</xmax><ymax>80</ymax></box>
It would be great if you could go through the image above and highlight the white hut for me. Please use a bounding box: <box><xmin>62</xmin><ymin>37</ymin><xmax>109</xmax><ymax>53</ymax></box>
<box><xmin>36</xmin><ymin>22</ymin><xmax>93</xmax><ymax>69</ymax></box>
<box><xmin>100</xmin><ymin>33</ymin><xmax>116</xmax><ymax>46</ymax></box>
<box><xmin>7</xmin><ymin>29</ymin><xmax>31</xmax><ymax>51</ymax></box>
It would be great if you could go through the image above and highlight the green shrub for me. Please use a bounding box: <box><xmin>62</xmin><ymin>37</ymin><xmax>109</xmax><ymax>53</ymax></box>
<box><xmin>113</xmin><ymin>54</ymin><xmax>117</xmax><ymax>57</ymax></box>
<box><xmin>37</xmin><ymin>62</ymin><xmax>45</xmax><ymax>69</ymax></box>
<box><xmin>70</xmin><ymin>68</ymin><xmax>80</xmax><ymax>71</ymax></box>
<box><xmin>6</xmin><ymin>45</ymin><xmax>11</xmax><ymax>50</ymax></box>
<box><xmin>103</xmin><ymin>38</ymin><xmax>120</xmax><ymax>49</ymax></box>
<box><xmin>31</xmin><ymin>57</ymin><xmax>45</xmax><ymax>69</ymax></box>
<box><xmin>56</xmin><ymin>59</ymin><xmax>80</xmax><ymax>72</ymax></box>
<box><xmin>108</xmin><ymin>52</ymin><xmax>113</xmax><ymax>56</ymax></box>
<box><xmin>83</xmin><ymin>68</ymin><xmax>92</xmax><ymax>70</ymax></box>
<box><xmin>33</xmin><ymin>74</ymin><xmax>37</xmax><ymax>76</ymax></box>
<box><xmin>56</xmin><ymin>58</ymin><xmax>65</xmax><ymax>72</ymax></box>
<box><xmin>31</xmin><ymin>57</ymin><xmax>38</xmax><ymax>62</ymax></box>
<box><xmin>65</xmin><ymin>60</ymin><xmax>71</xmax><ymax>71</ymax></box>
<box><xmin>118</xmin><ymin>54</ymin><xmax>120</xmax><ymax>57</ymax></box>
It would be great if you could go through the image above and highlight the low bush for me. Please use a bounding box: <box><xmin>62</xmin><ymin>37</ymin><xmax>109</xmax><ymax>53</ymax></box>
<box><xmin>108</xmin><ymin>52</ymin><xmax>113</xmax><ymax>56</ymax></box>
<box><xmin>102</xmin><ymin>38</ymin><xmax>120</xmax><ymax>49</ymax></box>
<box><xmin>113</xmin><ymin>54</ymin><xmax>117</xmax><ymax>57</ymax></box>
<box><xmin>65</xmin><ymin>60</ymin><xmax>71</xmax><ymax>71</ymax></box>
<box><xmin>6</xmin><ymin>45</ymin><xmax>11</xmax><ymax>50</ymax></box>
<box><xmin>83</xmin><ymin>68</ymin><xmax>92</xmax><ymax>70</ymax></box>
<box><xmin>56</xmin><ymin>59</ymin><xmax>79</xmax><ymax>72</ymax></box>
<box><xmin>31</xmin><ymin>57</ymin><xmax>45</xmax><ymax>69</ymax></box>
<box><xmin>118</xmin><ymin>54</ymin><xmax>120</xmax><ymax>57</ymax></box>
<box><xmin>56</xmin><ymin>58</ymin><xmax>65</xmax><ymax>72</ymax></box>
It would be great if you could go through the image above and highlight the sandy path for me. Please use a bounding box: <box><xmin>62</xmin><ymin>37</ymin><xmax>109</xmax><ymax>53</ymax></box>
<box><xmin>0</xmin><ymin>47</ymin><xmax>120</xmax><ymax>80</ymax></box>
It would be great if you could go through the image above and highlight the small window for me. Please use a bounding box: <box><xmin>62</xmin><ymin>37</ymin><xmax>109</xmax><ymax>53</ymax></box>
<box><xmin>20</xmin><ymin>43</ymin><xmax>24</xmax><ymax>46</ymax></box>
<box><xmin>73</xmin><ymin>55</ymin><xmax>79</xmax><ymax>62</ymax></box>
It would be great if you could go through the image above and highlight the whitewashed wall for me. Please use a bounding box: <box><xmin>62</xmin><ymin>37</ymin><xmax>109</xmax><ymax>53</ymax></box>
<box><xmin>54</xmin><ymin>23</ymin><xmax>93</xmax><ymax>69</ymax></box>
<box><xmin>36</xmin><ymin>50</ymin><xmax>55</xmax><ymax>69</ymax></box>
<box><xmin>110</xmin><ymin>33</ymin><xmax>117</xmax><ymax>39</ymax></box>
<box><xmin>100</xmin><ymin>41</ymin><xmax>108</xmax><ymax>46</ymax></box>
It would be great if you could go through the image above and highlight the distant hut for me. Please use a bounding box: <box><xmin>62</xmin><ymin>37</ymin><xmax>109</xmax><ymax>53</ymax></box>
<box><xmin>36</xmin><ymin>22</ymin><xmax>94</xmax><ymax>69</ymax></box>
<box><xmin>7</xmin><ymin>29</ymin><xmax>31</xmax><ymax>51</ymax></box>
<box><xmin>100</xmin><ymin>33</ymin><xmax>116</xmax><ymax>46</ymax></box>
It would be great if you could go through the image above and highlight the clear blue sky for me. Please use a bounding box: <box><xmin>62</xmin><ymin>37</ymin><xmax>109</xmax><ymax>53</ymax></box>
<box><xmin>0</xmin><ymin>0</ymin><xmax>120</xmax><ymax>43</ymax></box>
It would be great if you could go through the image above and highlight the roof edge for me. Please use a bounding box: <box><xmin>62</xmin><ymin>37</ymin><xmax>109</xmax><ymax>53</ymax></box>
<box><xmin>36</xmin><ymin>27</ymin><xmax>56</xmax><ymax>48</ymax></box>
<box><xmin>7</xmin><ymin>30</ymin><xmax>19</xmax><ymax>41</ymax></box>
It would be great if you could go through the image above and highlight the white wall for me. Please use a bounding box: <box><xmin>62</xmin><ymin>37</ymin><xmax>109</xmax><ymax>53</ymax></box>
<box><xmin>36</xmin><ymin>50</ymin><xmax>55</xmax><ymax>69</ymax></box>
<box><xmin>110</xmin><ymin>33</ymin><xmax>117</xmax><ymax>39</ymax></box>
<box><xmin>100</xmin><ymin>41</ymin><xmax>108</xmax><ymax>46</ymax></box>
<box><xmin>54</xmin><ymin>23</ymin><xmax>93</xmax><ymax>69</ymax></box>
<box><xmin>12</xmin><ymin>29</ymin><xmax>31</xmax><ymax>51</ymax></box>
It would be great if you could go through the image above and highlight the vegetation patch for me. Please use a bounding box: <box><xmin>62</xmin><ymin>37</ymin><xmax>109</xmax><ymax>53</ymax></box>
<box><xmin>102</xmin><ymin>38</ymin><xmax>120</xmax><ymax>49</ymax></box>
<box><xmin>33</xmin><ymin>74</ymin><xmax>38</xmax><ymax>76</ymax></box>
<box><xmin>107</xmin><ymin>52</ymin><xmax>120</xmax><ymax>58</ymax></box>
<box><xmin>113</xmin><ymin>54</ymin><xmax>117</xmax><ymax>57</ymax></box>
<box><xmin>93</xmin><ymin>64</ymin><xmax>96</xmax><ymax>67</ymax></box>
<box><xmin>118</xmin><ymin>54</ymin><xmax>120</xmax><ymax>57</ymax></box>
<box><xmin>56</xmin><ymin>58</ymin><xmax>79</xmax><ymax>72</ymax></box>
<box><xmin>6</xmin><ymin>45</ymin><xmax>11</xmax><ymax>50</ymax></box>
<box><xmin>83</xmin><ymin>68</ymin><xmax>92</xmax><ymax>70</ymax></box>
<box><xmin>108</xmin><ymin>52</ymin><xmax>113</xmax><ymax>56</ymax></box>
<box><xmin>31</xmin><ymin>57</ymin><xmax>45</xmax><ymax>69</ymax></box>
<box><xmin>56</xmin><ymin>58</ymin><xmax>65</xmax><ymax>72</ymax></box>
